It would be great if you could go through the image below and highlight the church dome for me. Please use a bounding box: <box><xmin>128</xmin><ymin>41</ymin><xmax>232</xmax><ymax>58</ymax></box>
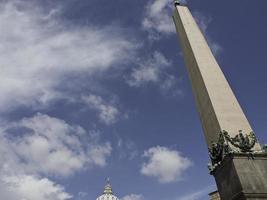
<box><xmin>96</xmin><ymin>179</ymin><xmax>119</xmax><ymax>200</ymax></box>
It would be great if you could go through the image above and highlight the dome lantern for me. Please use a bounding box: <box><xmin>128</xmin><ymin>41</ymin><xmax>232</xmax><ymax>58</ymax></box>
<box><xmin>103</xmin><ymin>178</ymin><xmax>113</xmax><ymax>195</ymax></box>
<box><xmin>96</xmin><ymin>178</ymin><xmax>119</xmax><ymax>200</ymax></box>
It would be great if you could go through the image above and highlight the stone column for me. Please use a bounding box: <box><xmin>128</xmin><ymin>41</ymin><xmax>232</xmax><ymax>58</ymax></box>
<box><xmin>173</xmin><ymin>1</ymin><xmax>267</xmax><ymax>200</ymax></box>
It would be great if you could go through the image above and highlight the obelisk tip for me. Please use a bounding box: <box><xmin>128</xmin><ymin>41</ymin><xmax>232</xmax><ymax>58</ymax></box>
<box><xmin>174</xmin><ymin>0</ymin><xmax>180</xmax><ymax>7</ymax></box>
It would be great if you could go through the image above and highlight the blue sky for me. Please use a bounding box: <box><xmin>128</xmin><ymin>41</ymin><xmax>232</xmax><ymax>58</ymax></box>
<box><xmin>0</xmin><ymin>0</ymin><xmax>266</xmax><ymax>200</ymax></box>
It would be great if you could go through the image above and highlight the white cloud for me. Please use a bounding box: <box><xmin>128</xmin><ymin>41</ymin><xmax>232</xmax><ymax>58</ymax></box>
<box><xmin>122</xmin><ymin>194</ymin><xmax>144</xmax><ymax>200</ymax></box>
<box><xmin>0</xmin><ymin>174</ymin><xmax>72</xmax><ymax>200</ymax></box>
<box><xmin>128</xmin><ymin>67</ymin><xmax>159</xmax><ymax>86</ymax></box>
<box><xmin>0</xmin><ymin>113</ymin><xmax>112</xmax><ymax>199</ymax></box>
<box><xmin>82</xmin><ymin>94</ymin><xmax>120</xmax><ymax>125</ymax></box>
<box><xmin>77</xmin><ymin>191</ymin><xmax>88</xmax><ymax>199</ymax></box>
<box><xmin>210</xmin><ymin>43</ymin><xmax>223</xmax><ymax>56</ymax></box>
<box><xmin>0</xmin><ymin>113</ymin><xmax>112</xmax><ymax>177</ymax></box>
<box><xmin>141</xmin><ymin>146</ymin><xmax>192</xmax><ymax>183</ymax></box>
<box><xmin>127</xmin><ymin>51</ymin><xmax>184</xmax><ymax>97</ymax></box>
<box><xmin>0</xmin><ymin>0</ymin><xmax>135</xmax><ymax>112</ymax></box>
<box><xmin>117</xmin><ymin>138</ymin><xmax>139</xmax><ymax>160</ymax></box>
<box><xmin>127</xmin><ymin>51</ymin><xmax>171</xmax><ymax>87</ymax></box>
<box><xmin>142</xmin><ymin>0</ymin><xmax>175</xmax><ymax>38</ymax></box>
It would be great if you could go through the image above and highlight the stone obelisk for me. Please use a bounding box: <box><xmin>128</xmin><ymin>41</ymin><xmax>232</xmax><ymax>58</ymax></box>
<box><xmin>173</xmin><ymin>1</ymin><xmax>267</xmax><ymax>199</ymax></box>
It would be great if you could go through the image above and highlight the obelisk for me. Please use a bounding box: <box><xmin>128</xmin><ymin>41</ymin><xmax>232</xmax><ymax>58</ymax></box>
<box><xmin>173</xmin><ymin>1</ymin><xmax>267</xmax><ymax>199</ymax></box>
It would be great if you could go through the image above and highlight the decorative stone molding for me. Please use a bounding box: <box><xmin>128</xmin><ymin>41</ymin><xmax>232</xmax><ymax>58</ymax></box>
<box><xmin>208</xmin><ymin>130</ymin><xmax>265</xmax><ymax>174</ymax></box>
<box><xmin>224</xmin><ymin>130</ymin><xmax>257</xmax><ymax>153</ymax></box>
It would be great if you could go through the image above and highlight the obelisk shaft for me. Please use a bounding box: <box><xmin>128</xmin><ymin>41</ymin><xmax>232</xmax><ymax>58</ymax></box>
<box><xmin>173</xmin><ymin>5</ymin><xmax>255</xmax><ymax>146</ymax></box>
<box><xmin>173</xmin><ymin>4</ymin><xmax>267</xmax><ymax>200</ymax></box>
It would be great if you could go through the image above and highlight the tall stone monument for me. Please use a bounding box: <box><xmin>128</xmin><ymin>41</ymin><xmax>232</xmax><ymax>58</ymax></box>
<box><xmin>172</xmin><ymin>1</ymin><xmax>267</xmax><ymax>199</ymax></box>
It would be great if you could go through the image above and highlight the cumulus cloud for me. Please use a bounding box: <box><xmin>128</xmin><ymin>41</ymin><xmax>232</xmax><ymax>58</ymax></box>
<box><xmin>127</xmin><ymin>51</ymin><xmax>170</xmax><ymax>86</ymax></box>
<box><xmin>0</xmin><ymin>175</ymin><xmax>72</xmax><ymax>200</ymax></box>
<box><xmin>117</xmin><ymin>138</ymin><xmax>139</xmax><ymax>160</ymax></box>
<box><xmin>122</xmin><ymin>194</ymin><xmax>144</xmax><ymax>200</ymax></box>
<box><xmin>77</xmin><ymin>191</ymin><xmax>88</xmax><ymax>199</ymax></box>
<box><xmin>126</xmin><ymin>51</ymin><xmax>182</xmax><ymax>96</ymax></box>
<box><xmin>128</xmin><ymin>66</ymin><xmax>159</xmax><ymax>86</ymax></box>
<box><xmin>0</xmin><ymin>113</ymin><xmax>112</xmax><ymax>199</ymax></box>
<box><xmin>141</xmin><ymin>146</ymin><xmax>192</xmax><ymax>183</ymax></box>
<box><xmin>82</xmin><ymin>94</ymin><xmax>120</xmax><ymax>125</ymax></box>
<box><xmin>0</xmin><ymin>113</ymin><xmax>112</xmax><ymax>176</ymax></box>
<box><xmin>0</xmin><ymin>0</ymin><xmax>135</xmax><ymax>112</ymax></box>
<box><xmin>142</xmin><ymin>0</ymin><xmax>175</xmax><ymax>38</ymax></box>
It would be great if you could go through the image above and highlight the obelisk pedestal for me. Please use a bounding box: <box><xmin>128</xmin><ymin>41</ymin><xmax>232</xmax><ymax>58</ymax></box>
<box><xmin>214</xmin><ymin>154</ymin><xmax>267</xmax><ymax>200</ymax></box>
<box><xmin>173</xmin><ymin>1</ymin><xmax>267</xmax><ymax>200</ymax></box>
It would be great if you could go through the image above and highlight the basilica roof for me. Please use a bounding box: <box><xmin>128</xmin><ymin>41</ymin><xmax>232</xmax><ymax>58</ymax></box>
<box><xmin>96</xmin><ymin>179</ymin><xmax>119</xmax><ymax>200</ymax></box>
